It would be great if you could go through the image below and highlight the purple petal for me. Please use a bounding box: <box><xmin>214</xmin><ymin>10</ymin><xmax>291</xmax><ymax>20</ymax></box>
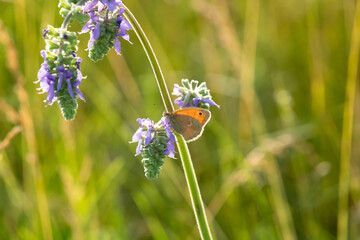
<box><xmin>119</xmin><ymin>32</ymin><xmax>131</xmax><ymax>43</ymax></box>
<box><xmin>36</xmin><ymin>63</ymin><xmax>48</xmax><ymax>83</ymax></box>
<box><xmin>172</xmin><ymin>84</ymin><xmax>182</xmax><ymax>95</ymax></box>
<box><xmin>167</xmin><ymin>130</ymin><xmax>176</xmax><ymax>142</ymax></box>
<box><xmin>90</xmin><ymin>12</ymin><xmax>100</xmax><ymax>22</ymax></box>
<box><xmin>142</xmin><ymin>118</ymin><xmax>154</xmax><ymax>128</ymax></box>
<box><xmin>42</xmin><ymin>29</ymin><xmax>49</xmax><ymax>38</ymax></box>
<box><xmin>64</xmin><ymin>70</ymin><xmax>74</xmax><ymax>80</ymax></box>
<box><xmin>98</xmin><ymin>2</ymin><xmax>105</xmax><ymax>12</ymax></box>
<box><xmin>46</xmin><ymin>83</ymin><xmax>55</xmax><ymax>102</ymax></box>
<box><xmin>57</xmin><ymin>74</ymin><xmax>63</xmax><ymax>90</ymax></box>
<box><xmin>40</xmin><ymin>50</ymin><xmax>47</xmax><ymax>61</ymax></box>
<box><xmin>164</xmin><ymin>141</ymin><xmax>176</xmax><ymax>159</ymax></box>
<box><xmin>131</xmin><ymin>127</ymin><xmax>143</xmax><ymax>143</ymax></box>
<box><xmin>76</xmin><ymin>70</ymin><xmax>86</xmax><ymax>82</ymax></box>
<box><xmin>39</xmin><ymin>75</ymin><xmax>51</xmax><ymax>92</ymax></box>
<box><xmin>119</xmin><ymin>6</ymin><xmax>124</xmax><ymax>15</ymax></box>
<box><xmin>84</xmin><ymin>0</ymin><xmax>99</xmax><ymax>12</ymax></box>
<box><xmin>80</xmin><ymin>21</ymin><xmax>92</xmax><ymax>34</ymax></box>
<box><xmin>114</xmin><ymin>37</ymin><xmax>121</xmax><ymax>54</ymax></box>
<box><xmin>200</xmin><ymin>98</ymin><xmax>220</xmax><ymax>108</ymax></box>
<box><xmin>75</xmin><ymin>86</ymin><xmax>85</xmax><ymax>101</ymax></box>
<box><xmin>135</xmin><ymin>140</ymin><xmax>142</xmax><ymax>155</ymax></box>
<box><xmin>193</xmin><ymin>97</ymin><xmax>201</xmax><ymax>106</ymax></box>
<box><xmin>56</xmin><ymin>66</ymin><xmax>65</xmax><ymax>73</ymax></box>
<box><xmin>66</xmin><ymin>79</ymin><xmax>74</xmax><ymax>99</ymax></box>
<box><xmin>93</xmin><ymin>23</ymin><xmax>101</xmax><ymax>40</ymax></box>
<box><xmin>73</xmin><ymin>72</ymin><xmax>85</xmax><ymax>101</ymax></box>
<box><xmin>174</xmin><ymin>98</ymin><xmax>184</xmax><ymax>108</ymax></box>
<box><xmin>120</xmin><ymin>20</ymin><xmax>132</xmax><ymax>31</ymax></box>
<box><xmin>87</xmin><ymin>35</ymin><xmax>96</xmax><ymax>49</ymax></box>
<box><xmin>145</xmin><ymin>128</ymin><xmax>152</xmax><ymax>146</ymax></box>
<box><xmin>137</xmin><ymin>118</ymin><xmax>144</xmax><ymax>127</ymax></box>
<box><xmin>185</xmin><ymin>103</ymin><xmax>193</xmax><ymax>108</ymax></box>
<box><xmin>160</xmin><ymin>116</ymin><xmax>169</xmax><ymax>126</ymax></box>
<box><xmin>107</xmin><ymin>0</ymin><xmax>115</xmax><ymax>11</ymax></box>
<box><xmin>76</xmin><ymin>57</ymin><xmax>82</xmax><ymax>69</ymax></box>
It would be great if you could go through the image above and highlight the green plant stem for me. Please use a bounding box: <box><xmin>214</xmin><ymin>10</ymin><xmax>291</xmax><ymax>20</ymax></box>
<box><xmin>175</xmin><ymin>133</ymin><xmax>213</xmax><ymax>239</ymax></box>
<box><xmin>123</xmin><ymin>5</ymin><xmax>213</xmax><ymax>239</ymax></box>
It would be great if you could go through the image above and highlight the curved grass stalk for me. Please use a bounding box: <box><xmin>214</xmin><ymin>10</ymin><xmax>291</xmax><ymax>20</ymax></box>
<box><xmin>123</xmin><ymin>5</ymin><xmax>213</xmax><ymax>239</ymax></box>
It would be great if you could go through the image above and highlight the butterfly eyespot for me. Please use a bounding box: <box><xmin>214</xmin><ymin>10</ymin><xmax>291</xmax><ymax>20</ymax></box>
<box><xmin>199</xmin><ymin>112</ymin><xmax>203</xmax><ymax>116</ymax></box>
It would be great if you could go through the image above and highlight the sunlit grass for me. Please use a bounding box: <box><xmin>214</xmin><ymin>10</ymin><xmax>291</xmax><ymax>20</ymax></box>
<box><xmin>0</xmin><ymin>0</ymin><xmax>359</xmax><ymax>239</ymax></box>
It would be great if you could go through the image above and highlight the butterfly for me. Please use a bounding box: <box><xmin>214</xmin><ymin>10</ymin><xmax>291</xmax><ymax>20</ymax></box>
<box><xmin>164</xmin><ymin>108</ymin><xmax>211</xmax><ymax>142</ymax></box>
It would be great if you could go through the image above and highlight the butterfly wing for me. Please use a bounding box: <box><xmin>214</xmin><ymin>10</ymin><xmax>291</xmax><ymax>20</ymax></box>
<box><xmin>167</xmin><ymin>108</ymin><xmax>211</xmax><ymax>142</ymax></box>
<box><xmin>171</xmin><ymin>108</ymin><xmax>211</xmax><ymax>125</ymax></box>
<box><xmin>169</xmin><ymin>114</ymin><xmax>205</xmax><ymax>141</ymax></box>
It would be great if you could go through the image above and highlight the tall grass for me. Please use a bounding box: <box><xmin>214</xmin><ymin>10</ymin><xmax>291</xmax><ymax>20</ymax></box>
<box><xmin>0</xmin><ymin>0</ymin><xmax>359</xmax><ymax>239</ymax></box>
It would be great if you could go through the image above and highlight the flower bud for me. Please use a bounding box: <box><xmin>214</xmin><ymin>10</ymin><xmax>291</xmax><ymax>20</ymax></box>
<box><xmin>172</xmin><ymin>79</ymin><xmax>220</xmax><ymax>109</ymax></box>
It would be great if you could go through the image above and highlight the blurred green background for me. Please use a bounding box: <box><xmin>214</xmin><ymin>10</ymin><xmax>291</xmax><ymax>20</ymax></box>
<box><xmin>0</xmin><ymin>0</ymin><xmax>359</xmax><ymax>239</ymax></box>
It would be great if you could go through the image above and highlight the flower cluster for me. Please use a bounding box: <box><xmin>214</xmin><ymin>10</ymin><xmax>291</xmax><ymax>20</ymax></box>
<box><xmin>130</xmin><ymin>117</ymin><xmax>176</xmax><ymax>180</ymax></box>
<box><xmin>36</xmin><ymin>26</ymin><xmax>85</xmax><ymax>120</ymax></box>
<box><xmin>173</xmin><ymin>79</ymin><xmax>220</xmax><ymax>109</ymax></box>
<box><xmin>80</xmin><ymin>0</ymin><xmax>132</xmax><ymax>61</ymax></box>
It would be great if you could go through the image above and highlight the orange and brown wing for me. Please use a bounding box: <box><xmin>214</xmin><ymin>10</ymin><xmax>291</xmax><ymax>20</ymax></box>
<box><xmin>167</xmin><ymin>108</ymin><xmax>211</xmax><ymax>142</ymax></box>
<box><xmin>171</xmin><ymin>108</ymin><xmax>211</xmax><ymax>125</ymax></box>
<box><xmin>169</xmin><ymin>114</ymin><xmax>203</xmax><ymax>141</ymax></box>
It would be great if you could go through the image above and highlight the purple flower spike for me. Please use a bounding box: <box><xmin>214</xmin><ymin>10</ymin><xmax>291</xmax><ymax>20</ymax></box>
<box><xmin>172</xmin><ymin>79</ymin><xmax>220</xmax><ymax>109</ymax></box>
<box><xmin>130</xmin><ymin>117</ymin><xmax>176</xmax><ymax>159</ymax></box>
<box><xmin>130</xmin><ymin>116</ymin><xmax>177</xmax><ymax>179</ymax></box>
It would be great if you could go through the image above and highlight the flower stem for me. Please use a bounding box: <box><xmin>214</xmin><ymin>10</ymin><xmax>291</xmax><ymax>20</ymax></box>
<box><xmin>123</xmin><ymin>5</ymin><xmax>213</xmax><ymax>239</ymax></box>
<box><xmin>175</xmin><ymin>133</ymin><xmax>213</xmax><ymax>239</ymax></box>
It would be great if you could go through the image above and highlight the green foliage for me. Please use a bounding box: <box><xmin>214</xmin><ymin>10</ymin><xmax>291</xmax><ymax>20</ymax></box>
<box><xmin>57</xmin><ymin>91</ymin><xmax>78</xmax><ymax>120</ymax></box>
<box><xmin>0</xmin><ymin>0</ymin><xmax>359</xmax><ymax>239</ymax></box>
